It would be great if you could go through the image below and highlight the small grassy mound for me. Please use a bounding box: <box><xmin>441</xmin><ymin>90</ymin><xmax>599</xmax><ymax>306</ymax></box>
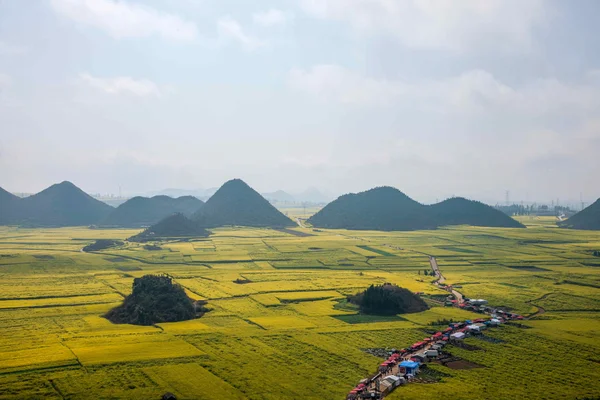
<box><xmin>82</xmin><ymin>239</ymin><xmax>124</xmax><ymax>252</ymax></box>
<box><xmin>128</xmin><ymin>213</ymin><xmax>209</xmax><ymax>242</ymax></box>
<box><xmin>348</xmin><ymin>283</ymin><xmax>429</xmax><ymax>315</ymax></box>
<box><xmin>105</xmin><ymin>274</ymin><xmax>208</xmax><ymax>326</ymax></box>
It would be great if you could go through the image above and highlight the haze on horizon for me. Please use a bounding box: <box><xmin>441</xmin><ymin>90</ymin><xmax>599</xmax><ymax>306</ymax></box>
<box><xmin>1</xmin><ymin>0</ymin><xmax>599</xmax><ymax>205</ymax></box>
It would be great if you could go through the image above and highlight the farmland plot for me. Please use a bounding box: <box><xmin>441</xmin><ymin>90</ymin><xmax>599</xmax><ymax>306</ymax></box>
<box><xmin>0</xmin><ymin>224</ymin><xmax>599</xmax><ymax>399</ymax></box>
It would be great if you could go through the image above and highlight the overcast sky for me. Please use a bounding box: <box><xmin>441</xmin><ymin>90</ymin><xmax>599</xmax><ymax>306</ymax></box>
<box><xmin>1</xmin><ymin>0</ymin><xmax>599</xmax><ymax>204</ymax></box>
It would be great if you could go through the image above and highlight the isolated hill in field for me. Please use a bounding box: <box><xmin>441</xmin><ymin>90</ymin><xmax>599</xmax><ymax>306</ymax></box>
<box><xmin>262</xmin><ymin>190</ymin><xmax>295</xmax><ymax>203</ymax></box>
<box><xmin>102</xmin><ymin>195</ymin><xmax>203</xmax><ymax>227</ymax></box>
<box><xmin>17</xmin><ymin>181</ymin><xmax>113</xmax><ymax>226</ymax></box>
<box><xmin>105</xmin><ymin>274</ymin><xmax>208</xmax><ymax>325</ymax></box>
<box><xmin>193</xmin><ymin>179</ymin><xmax>295</xmax><ymax>228</ymax></box>
<box><xmin>129</xmin><ymin>213</ymin><xmax>209</xmax><ymax>242</ymax></box>
<box><xmin>428</xmin><ymin>197</ymin><xmax>525</xmax><ymax>228</ymax></box>
<box><xmin>559</xmin><ymin>198</ymin><xmax>600</xmax><ymax>230</ymax></box>
<box><xmin>0</xmin><ymin>187</ymin><xmax>21</xmax><ymax>224</ymax></box>
<box><xmin>348</xmin><ymin>284</ymin><xmax>429</xmax><ymax>315</ymax></box>
<box><xmin>308</xmin><ymin>186</ymin><xmax>436</xmax><ymax>231</ymax></box>
<box><xmin>308</xmin><ymin>187</ymin><xmax>524</xmax><ymax>231</ymax></box>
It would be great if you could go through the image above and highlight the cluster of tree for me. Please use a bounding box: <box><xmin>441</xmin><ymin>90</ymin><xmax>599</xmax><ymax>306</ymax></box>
<box><xmin>101</xmin><ymin>195</ymin><xmax>203</xmax><ymax>227</ymax></box>
<box><xmin>0</xmin><ymin>181</ymin><xmax>112</xmax><ymax>226</ymax></box>
<box><xmin>105</xmin><ymin>274</ymin><xmax>207</xmax><ymax>325</ymax></box>
<box><xmin>420</xmin><ymin>269</ymin><xmax>435</xmax><ymax>276</ymax></box>
<box><xmin>347</xmin><ymin>283</ymin><xmax>429</xmax><ymax>315</ymax></box>
<box><xmin>496</xmin><ymin>203</ymin><xmax>576</xmax><ymax>217</ymax></box>
<box><xmin>593</xmin><ymin>250</ymin><xmax>600</xmax><ymax>257</ymax></box>
<box><xmin>82</xmin><ymin>239</ymin><xmax>124</xmax><ymax>252</ymax></box>
<box><xmin>308</xmin><ymin>187</ymin><xmax>523</xmax><ymax>231</ymax></box>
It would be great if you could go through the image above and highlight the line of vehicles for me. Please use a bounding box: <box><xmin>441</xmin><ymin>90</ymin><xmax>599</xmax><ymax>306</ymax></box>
<box><xmin>346</xmin><ymin>305</ymin><xmax>525</xmax><ymax>399</ymax></box>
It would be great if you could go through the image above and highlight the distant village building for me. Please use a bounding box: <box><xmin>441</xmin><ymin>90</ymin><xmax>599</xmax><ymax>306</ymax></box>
<box><xmin>468</xmin><ymin>299</ymin><xmax>488</xmax><ymax>306</ymax></box>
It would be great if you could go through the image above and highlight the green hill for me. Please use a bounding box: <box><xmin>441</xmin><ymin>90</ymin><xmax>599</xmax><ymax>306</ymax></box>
<box><xmin>105</xmin><ymin>274</ymin><xmax>207</xmax><ymax>325</ymax></box>
<box><xmin>348</xmin><ymin>284</ymin><xmax>429</xmax><ymax>315</ymax></box>
<box><xmin>559</xmin><ymin>198</ymin><xmax>600</xmax><ymax>230</ymax></box>
<box><xmin>15</xmin><ymin>181</ymin><xmax>113</xmax><ymax>227</ymax></box>
<box><xmin>0</xmin><ymin>187</ymin><xmax>21</xmax><ymax>225</ymax></box>
<box><xmin>102</xmin><ymin>195</ymin><xmax>203</xmax><ymax>227</ymax></box>
<box><xmin>308</xmin><ymin>187</ymin><xmax>523</xmax><ymax>231</ymax></box>
<box><xmin>307</xmin><ymin>186</ymin><xmax>436</xmax><ymax>231</ymax></box>
<box><xmin>193</xmin><ymin>179</ymin><xmax>294</xmax><ymax>228</ymax></box>
<box><xmin>428</xmin><ymin>197</ymin><xmax>524</xmax><ymax>228</ymax></box>
<box><xmin>129</xmin><ymin>213</ymin><xmax>209</xmax><ymax>242</ymax></box>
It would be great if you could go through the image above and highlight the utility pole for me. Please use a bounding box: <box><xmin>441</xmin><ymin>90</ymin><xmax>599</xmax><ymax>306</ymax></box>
<box><xmin>505</xmin><ymin>190</ymin><xmax>510</xmax><ymax>207</ymax></box>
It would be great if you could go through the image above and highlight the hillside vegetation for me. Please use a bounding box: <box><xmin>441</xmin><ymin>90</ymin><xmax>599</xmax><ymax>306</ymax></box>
<box><xmin>82</xmin><ymin>239</ymin><xmax>124</xmax><ymax>252</ymax></box>
<box><xmin>105</xmin><ymin>275</ymin><xmax>206</xmax><ymax>325</ymax></box>
<box><xmin>129</xmin><ymin>213</ymin><xmax>209</xmax><ymax>242</ymax></box>
<box><xmin>348</xmin><ymin>283</ymin><xmax>429</xmax><ymax>315</ymax></box>
<box><xmin>428</xmin><ymin>197</ymin><xmax>524</xmax><ymax>228</ymax></box>
<box><xmin>308</xmin><ymin>187</ymin><xmax>523</xmax><ymax>230</ymax></box>
<box><xmin>1</xmin><ymin>181</ymin><xmax>113</xmax><ymax>227</ymax></box>
<box><xmin>308</xmin><ymin>187</ymin><xmax>435</xmax><ymax>231</ymax></box>
<box><xmin>0</xmin><ymin>187</ymin><xmax>21</xmax><ymax>225</ymax></box>
<box><xmin>559</xmin><ymin>198</ymin><xmax>600</xmax><ymax>230</ymax></box>
<box><xmin>193</xmin><ymin>179</ymin><xmax>294</xmax><ymax>228</ymax></box>
<box><xmin>102</xmin><ymin>195</ymin><xmax>203</xmax><ymax>227</ymax></box>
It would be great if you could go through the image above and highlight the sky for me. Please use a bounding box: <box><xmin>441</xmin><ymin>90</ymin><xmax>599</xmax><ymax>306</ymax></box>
<box><xmin>0</xmin><ymin>0</ymin><xmax>599</xmax><ymax>205</ymax></box>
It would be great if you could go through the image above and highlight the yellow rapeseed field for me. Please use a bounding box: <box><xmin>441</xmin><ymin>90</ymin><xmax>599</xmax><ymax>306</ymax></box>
<box><xmin>0</xmin><ymin>223</ymin><xmax>598</xmax><ymax>399</ymax></box>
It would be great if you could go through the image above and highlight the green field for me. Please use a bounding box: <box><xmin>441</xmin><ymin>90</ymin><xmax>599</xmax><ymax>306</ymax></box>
<box><xmin>0</xmin><ymin>219</ymin><xmax>599</xmax><ymax>399</ymax></box>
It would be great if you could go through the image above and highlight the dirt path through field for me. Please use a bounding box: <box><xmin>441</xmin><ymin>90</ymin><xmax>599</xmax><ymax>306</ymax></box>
<box><xmin>525</xmin><ymin>293</ymin><xmax>550</xmax><ymax>318</ymax></box>
<box><xmin>430</xmin><ymin>256</ymin><xmax>464</xmax><ymax>303</ymax></box>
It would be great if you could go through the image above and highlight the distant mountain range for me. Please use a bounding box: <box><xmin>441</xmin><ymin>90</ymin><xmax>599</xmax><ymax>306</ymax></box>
<box><xmin>307</xmin><ymin>186</ymin><xmax>524</xmax><ymax>231</ymax></box>
<box><xmin>294</xmin><ymin>187</ymin><xmax>331</xmax><ymax>204</ymax></box>
<box><xmin>0</xmin><ymin>187</ymin><xmax>22</xmax><ymax>225</ymax></box>
<box><xmin>0</xmin><ymin>181</ymin><xmax>113</xmax><ymax>226</ymax></box>
<box><xmin>150</xmin><ymin>188</ymin><xmax>218</xmax><ymax>200</ymax></box>
<box><xmin>559</xmin><ymin>198</ymin><xmax>600</xmax><ymax>230</ymax></box>
<box><xmin>262</xmin><ymin>190</ymin><xmax>296</xmax><ymax>203</ymax></box>
<box><xmin>192</xmin><ymin>179</ymin><xmax>295</xmax><ymax>228</ymax></box>
<box><xmin>101</xmin><ymin>195</ymin><xmax>204</xmax><ymax>227</ymax></box>
<box><xmin>146</xmin><ymin>187</ymin><xmax>332</xmax><ymax>204</ymax></box>
<box><xmin>0</xmin><ymin>181</ymin><xmax>534</xmax><ymax>231</ymax></box>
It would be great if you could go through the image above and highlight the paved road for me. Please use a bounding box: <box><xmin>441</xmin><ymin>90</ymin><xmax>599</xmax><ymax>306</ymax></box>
<box><xmin>296</xmin><ymin>217</ymin><xmax>306</xmax><ymax>228</ymax></box>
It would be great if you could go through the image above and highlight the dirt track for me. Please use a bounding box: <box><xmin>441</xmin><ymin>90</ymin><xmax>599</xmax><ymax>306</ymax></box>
<box><xmin>525</xmin><ymin>293</ymin><xmax>550</xmax><ymax>318</ymax></box>
<box><xmin>430</xmin><ymin>256</ymin><xmax>463</xmax><ymax>303</ymax></box>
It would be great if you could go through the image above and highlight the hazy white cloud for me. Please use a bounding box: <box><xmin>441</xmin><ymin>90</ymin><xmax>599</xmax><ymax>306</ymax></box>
<box><xmin>288</xmin><ymin>65</ymin><xmax>600</xmax><ymax>117</ymax></box>
<box><xmin>50</xmin><ymin>0</ymin><xmax>198</xmax><ymax>41</ymax></box>
<box><xmin>300</xmin><ymin>0</ymin><xmax>548</xmax><ymax>52</ymax></box>
<box><xmin>78</xmin><ymin>73</ymin><xmax>162</xmax><ymax>96</ymax></box>
<box><xmin>0</xmin><ymin>73</ymin><xmax>12</xmax><ymax>88</ymax></box>
<box><xmin>252</xmin><ymin>9</ymin><xmax>292</xmax><ymax>27</ymax></box>
<box><xmin>289</xmin><ymin>65</ymin><xmax>401</xmax><ymax>105</ymax></box>
<box><xmin>0</xmin><ymin>41</ymin><xmax>28</xmax><ymax>55</ymax></box>
<box><xmin>217</xmin><ymin>16</ymin><xmax>264</xmax><ymax>51</ymax></box>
